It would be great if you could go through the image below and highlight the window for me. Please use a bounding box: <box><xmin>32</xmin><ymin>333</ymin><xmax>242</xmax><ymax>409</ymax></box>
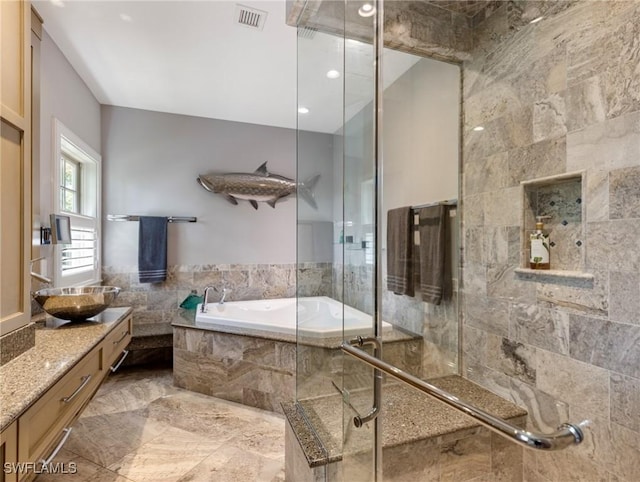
<box><xmin>60</xmin><ymin>155</ymin><xmax>81</xmax><ymax>214</ymax></box>
<box><xmin>53</xmin><ymin>119</ymin><xmax>101</xmax><ymax>287</ymax></box>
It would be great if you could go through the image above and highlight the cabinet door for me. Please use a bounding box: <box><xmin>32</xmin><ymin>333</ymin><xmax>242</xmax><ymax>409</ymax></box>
<box><xmin>1</xmin><ymin>421</ymin><xmax>18</xmax><ymax>482</ymax></box>
<box><xmin>1</xmin><ymin>0</ymin><xmax>32</xmax><ymax>336</ymax></box>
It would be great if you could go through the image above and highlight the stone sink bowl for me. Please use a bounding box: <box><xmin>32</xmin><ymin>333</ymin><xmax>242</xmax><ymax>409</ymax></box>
<box><xmin>32</xmin><ymin>286</ymin><xmax>121</xmax><ymax>322</ymax></box>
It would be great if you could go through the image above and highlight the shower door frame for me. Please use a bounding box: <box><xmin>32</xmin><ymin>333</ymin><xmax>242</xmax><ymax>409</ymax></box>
<box><xmin>370</xmin><ymin>0</ymin><xmax>384</xmax><ymax>478</ymax></box>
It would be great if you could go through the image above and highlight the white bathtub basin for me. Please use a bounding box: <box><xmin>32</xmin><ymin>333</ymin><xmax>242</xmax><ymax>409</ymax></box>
<box><xmin>195</xmin><ymin>296</ymin><xmax>392</xmax><ymax>338</ymax></box>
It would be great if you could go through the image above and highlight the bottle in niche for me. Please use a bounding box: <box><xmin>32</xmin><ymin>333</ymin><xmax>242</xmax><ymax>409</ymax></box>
<box><xmin>529</xmin><ymin>215</ymin><xmax>551</xmax><ymax>270</ymax></box>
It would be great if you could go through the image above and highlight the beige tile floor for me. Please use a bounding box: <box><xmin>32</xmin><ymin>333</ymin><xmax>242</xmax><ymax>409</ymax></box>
<box><xmin>35</xmin><ymin>366</ymin><xmax>286</xmax><ymax>482</ymax></box>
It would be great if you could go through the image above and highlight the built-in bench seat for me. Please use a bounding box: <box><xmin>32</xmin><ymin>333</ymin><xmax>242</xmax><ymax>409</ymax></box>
<box><xmin>284</xmin><ymin>375</ymin><xmax>527</xmax><ymax>481</ymax></box>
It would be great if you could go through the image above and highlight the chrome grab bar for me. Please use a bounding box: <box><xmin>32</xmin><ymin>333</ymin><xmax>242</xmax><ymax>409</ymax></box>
<box><xmin>341</xmin><ymin>340</ymin><xmax>586</xmax><ymax>451</ymax></box>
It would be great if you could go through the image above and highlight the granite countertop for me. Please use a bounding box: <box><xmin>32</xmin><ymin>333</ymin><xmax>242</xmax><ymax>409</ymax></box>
<box><xmin>0</xmin><ymin>307</ymin><xmax>132</xmax><ymax>431</ymax></box>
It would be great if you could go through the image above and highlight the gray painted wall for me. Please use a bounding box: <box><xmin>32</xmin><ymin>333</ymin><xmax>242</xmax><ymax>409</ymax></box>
<box><xmin>102</xmin><ymin>106</ymin><xmax>334</xmax><ymax>266</ymax></box>
<box><xmin>333</xmin><ymin>54</ymin><xmax>460</xmax><ymax>267</ymax></box>
<box><xmin>40</xmin><ymin>31</ymin><xmax>101</xmax><ymax>158</ymax></box>
<box><xmin>36</xmin><ymin>30</ymin><xmax>102</xmax><ymax>283</ymax></box>
<box><xmin>383</xmin><ymin>56</ymin><xmax>459</xmax><ymax>212</ymax></box>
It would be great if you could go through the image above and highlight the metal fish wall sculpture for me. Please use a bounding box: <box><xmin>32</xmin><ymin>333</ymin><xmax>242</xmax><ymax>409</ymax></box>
<box><xmin>197</xmin><ymin>162</ymin><xmax>320</xmax><ymax>210</ymax></box>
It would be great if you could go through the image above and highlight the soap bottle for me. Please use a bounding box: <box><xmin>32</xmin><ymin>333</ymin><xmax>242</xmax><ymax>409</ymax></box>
<box><xmin>529</xmin><ymin>216</ymin><xmax>551</xmax><ymax>270</ymax></box>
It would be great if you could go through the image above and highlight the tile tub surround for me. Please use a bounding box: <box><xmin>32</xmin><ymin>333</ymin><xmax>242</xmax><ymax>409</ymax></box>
<box><xmin>284</xmin><ymin>376</ymin><xmax>527</xmax><ymax>481</ymax></box>
<box><xmin>0</xmin><ymin>307</ymin><xmax>133</xmax><ymax>431</ymax></box>
<box><xmin>102</xmin><ymin>262</ymin><xmax>331</xmax><ymax>366</ymax></box>
<box><xmin>172</xmin><ymin>318</ymin><xmax>421</xmax><ymax>414</ymax></box>
<box><xmin>103</xmin><ymin>262</ymin><xmax>332</xmax><ymax>328</ymax></box>
<box><xmin>461</xmin><ymin>1</ymin><xmax>640</xmax><ymax>481</ymax></box>
<box><xmin>35</xmin><ymin>366</ymin><xmax>285</xmax><ymax>482</ymax></box>
<box><xmin>173</xmin><ymin>325</ymin><xmax>296</xmax><ymax>414</ymax></box>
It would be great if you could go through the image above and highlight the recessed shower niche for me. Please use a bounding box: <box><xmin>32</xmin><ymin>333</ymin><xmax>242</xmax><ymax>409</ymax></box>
<box><xmin>517</xmin><ymin>171</ymin><xmax>594</xmax><ymax>281</ymax></box>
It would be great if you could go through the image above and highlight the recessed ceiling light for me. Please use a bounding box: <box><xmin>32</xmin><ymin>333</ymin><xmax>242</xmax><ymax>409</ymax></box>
<box><xmin>358</xmin><ymin>3</ymin><xmax>376</xmax><ymax>17</ymax></box>
<box><xmin>473</xmin><ymin>126</ymin><xmax>485</xmax><ymax>132</ymax></box>
<box><xmin>50</xmin><ymin>0</ymin><xmax>65</xmax><ymax>7</ymax></box>
<box><xmin>529</xmin><ymin>16</ymin><xmax>544</xmax><ymax>24</ymax></box>
<box><xmin>298</xmin><ymin>107</ymin><xmax>309</xmax><ymax>114</ymax></box>
<box><xmin>326</xmin><ymin>70</ymin><xmax>340</xmax><ymax>79</ymax></box>
<box><xmin>119</xmin><ymin>13</ymin><xmax>133</xmax><ymax>22</ymax></box>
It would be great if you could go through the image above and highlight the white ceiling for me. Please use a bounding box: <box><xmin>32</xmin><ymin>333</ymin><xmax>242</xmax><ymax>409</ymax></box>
<box><xmin>33</xmin><ymin>0</ymin><xmax>420</xmax><ymax>133</ymax></box>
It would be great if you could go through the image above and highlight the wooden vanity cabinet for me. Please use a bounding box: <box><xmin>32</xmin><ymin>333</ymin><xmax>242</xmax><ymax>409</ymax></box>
<box><xmin>17</xmin><ymin>344</ymin><xmax>103</xmax><ymax>475</ymax></box>
<box><xmin>1</xmin><ymin>0</ymin><xmax>32</xmax><ymax>336</ymax></box>
<box><xmin>103</xmin><ymin>315</ymin><xmax>133</xmax><ymax>371</ymax></box>
<box><xmin>15</xmin><ymin>314</ymin><xmax>132</xmax><ymax>481</ymax></box>
<box><xmin>1</xmin><ymin>422</ymin><xmax>18</xmax><ymax>482</ymax></box>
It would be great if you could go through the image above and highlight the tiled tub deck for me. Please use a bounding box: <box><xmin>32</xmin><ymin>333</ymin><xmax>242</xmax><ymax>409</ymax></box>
<box><xmin>171</xmin><ymin>309</ymin><xmax>422</xmax><ymax>414</ymax></box>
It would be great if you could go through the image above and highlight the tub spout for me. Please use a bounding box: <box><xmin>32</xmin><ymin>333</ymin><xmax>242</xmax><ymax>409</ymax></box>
<box><xmin>218</xmin><ymin>288</ymin><xmax>231</xmax><ymax>305</ymax></box>
<box><xmin>201</xmin><ymin>286</ymin><xmax>214</xmax><ymax>313</ymax></box>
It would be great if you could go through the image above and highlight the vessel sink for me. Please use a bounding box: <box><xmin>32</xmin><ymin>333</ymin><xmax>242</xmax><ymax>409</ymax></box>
<box><xmin>32</xmin><ymin>286</ymin><xmax>121</xmax><ymax>321</ymax></box>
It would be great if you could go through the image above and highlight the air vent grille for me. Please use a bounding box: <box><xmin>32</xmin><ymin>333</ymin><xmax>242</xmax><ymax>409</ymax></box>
<box><xmin>297</xmin><ymin>27</ymin><xmax>318</xmax><ymax>39</ymax></box>
<box><xmin>235</xmin><ymin>4</ymin><xmax>267</xmax><ymax>30</ymax></box>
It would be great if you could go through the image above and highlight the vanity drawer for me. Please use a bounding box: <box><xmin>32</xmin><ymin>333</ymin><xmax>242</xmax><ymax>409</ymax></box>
<box><xmin>17</xmin><ymin>344</ymin><xmax>103</xmax><ymax>467</ymax></box>
<box><xmin>103</xmin><ymin>314</ymin><xmax>132</xmax><ymax>368</ymax></box>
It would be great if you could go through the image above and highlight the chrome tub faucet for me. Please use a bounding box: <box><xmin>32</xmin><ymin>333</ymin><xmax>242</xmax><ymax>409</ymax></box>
<box><xmin>201</xmin><ymin>286</ymin><xmax>214</xmax><ymax>313</ymax></box>
<box><xmin>200</xmin><ymin>286</ymin><xmax>231</xmax><ymax>312</ymax></box>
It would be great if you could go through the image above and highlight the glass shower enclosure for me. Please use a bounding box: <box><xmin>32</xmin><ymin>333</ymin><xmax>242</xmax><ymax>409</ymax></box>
<box><xmin>295</xmin><ymin>1</ymin><xmax>460</xmax><ymax>479</ymax></box>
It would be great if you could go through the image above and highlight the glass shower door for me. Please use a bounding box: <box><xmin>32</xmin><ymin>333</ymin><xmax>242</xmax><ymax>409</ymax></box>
<box><xmin>340</xmin><ymin>14</ymin><xmax>379</xmax><ymax>481</ymax></box>
<box><xmin>295</xmin><ymin>0</ymin><xmax>378</xmax><ymax>480</ymax></box>
<box><xmin>296</xmin><ymin>1</ymin><xmax>461</xmax><ymax>480</ymax></box>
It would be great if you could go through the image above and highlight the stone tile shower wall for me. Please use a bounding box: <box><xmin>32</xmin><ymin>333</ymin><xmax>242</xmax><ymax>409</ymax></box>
<box><xmin>333</xmin><ymin>263</ymin><xmax>458</xmax><ymax>379</ymax></box>
<box><xmin>103</xmin><ymin>262</ymin><xmax>332</xmax><ymax>327</ymax></box>
<box><xmin>462</xmin><ymin>1</ymin><xmax>640</xmax><ymax>481</ymax></box>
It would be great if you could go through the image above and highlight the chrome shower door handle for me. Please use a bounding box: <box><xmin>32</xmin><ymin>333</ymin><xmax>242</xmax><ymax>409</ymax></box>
<box><xmin>348</xmin><ymin>336</ymin><xmax>383</xmax><ymax>428</ymax></box>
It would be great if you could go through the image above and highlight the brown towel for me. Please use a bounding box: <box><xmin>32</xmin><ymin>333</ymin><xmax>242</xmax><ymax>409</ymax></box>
<box><xmin>386</xmin><ymin>207</ymin><xmax>414</xmax><ymax>296</ymax></box>
<box><xmin>417</xmin><ymin>205</ymin><xmax>450</xmax><ymax>305</ymax></box>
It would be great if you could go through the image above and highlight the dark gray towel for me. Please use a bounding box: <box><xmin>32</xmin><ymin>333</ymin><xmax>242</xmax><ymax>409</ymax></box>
<box><xmin>417</xmin><ymin>205</ymin><xmax>449</xmax><ymax>305</ymax></box>
<box><xmin>386</xmin><ymin>207</ymin><xmax>415</xmax><ymax>296</ymax></box>
<box><xmin>138</xmin><ymin>216</ymin><xmax>168</xmax><ymax>283</ymax></box>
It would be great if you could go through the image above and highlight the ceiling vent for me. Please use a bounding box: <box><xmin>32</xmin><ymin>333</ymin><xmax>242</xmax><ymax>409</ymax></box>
<box><xmin>235</xmin><ymin>4</ymin><xmax>267</xmax><ymax>30</ymax></box>
<box><xmin>297</xmin><ymin>27</ymin><xmax>318</xmax><ymax>40</ymax></box>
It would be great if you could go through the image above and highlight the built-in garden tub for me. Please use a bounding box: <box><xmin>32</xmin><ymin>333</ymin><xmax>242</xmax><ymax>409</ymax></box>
<box><xmin>171</xmin><ymin>296</ymin><xmax>422</xmax><ymax>413</ymax></box>
<box><xmin>194</xmin><ymin>296</ymin><xmax>393</xmax><ymax>339</ymax></box>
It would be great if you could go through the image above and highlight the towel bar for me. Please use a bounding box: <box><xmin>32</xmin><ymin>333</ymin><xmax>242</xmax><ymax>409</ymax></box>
<box><xmin>107</xmin><ymin>215</ymin><xmax>196</xmax><ymax>223</ymax></box>
<box><xmin>411</xmin><ymin>199</ymin><xmax>457</xmax><ymax>210</ymax></box>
